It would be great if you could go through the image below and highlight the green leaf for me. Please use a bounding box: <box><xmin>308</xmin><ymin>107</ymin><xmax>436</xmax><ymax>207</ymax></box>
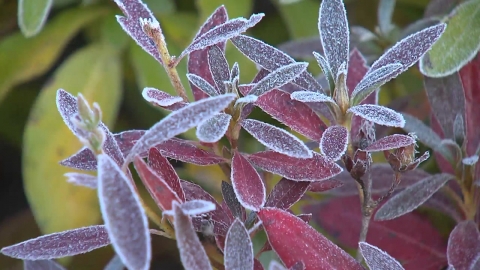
<box><xmin>196</xmin><ymin>0</ymin><xmax>253</xmax><ymax>21</ymax></box>
<box><xmin>274</xmin><ymin>0</ymin><xmax>319</xmax><ymax>39</ymax></box>
<box><xmin>18</xmin><ymin>0</ymin><xmax>53</xmax><ymax>37</ymax></box>
<box><xmin>0</xmin><ymin>6</ymin><xmax>108</xmax><ymax>104</ymax></box>
<box><xmin>420</xmin><ymin>0</ymin><xmax>480</xmax><ymax>77</ymax></box>
<box><xmin>23</xmin><ymin>43</ymin><xmax>122</xmax><ymax>242</ymax></box>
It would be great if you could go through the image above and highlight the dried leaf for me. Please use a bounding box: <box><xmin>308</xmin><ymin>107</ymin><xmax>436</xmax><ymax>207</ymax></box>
<box><xmin>249</xmin><ymin>63</ymin><xmax>309</xmax><ymax>96</ymax></box>
<box><xmin>265</xmin><ymin>178</ymin><xmax>310</xmax><ymax>210</ymax></box>
<box><xmin>142</xmin><ymin>87</ymin><xmax>185</xmax><ymax>108</ymax></box>
<box><xmin>320</xmin><ymin>125</ymin><xmax>348</xmax><ymax>161</ymax></box>
<box><xmin>156</xmin><ymin>138</ymin><xmax>226</xmax><ymax>165</ymax></box>
<box><xmin>359</xmin><ymin>242</ymin><xmax>404</xmax><ymax>270</ymax></box>
<box><xmin>231</xmin><ymin>151</ymin><xmax>266</xmax><ymax>211</ymax></box>
<box><xmin>148</xmin><ymin>147</ymin><xmax>185</xmax><ymax>202</ymax></box>
<box><xmin>187</xmin><ymin>73</ymin><xmax>220</xmax><ymax>97</ymax></box>
<box><xmin>225</xmin><ymin>219</ymin><xmax>254</xmax><ymax>270</ymax></box>
<box><xmin>208</xmin><ymin>45</ymin><xmax>230</xmax><ymax>94</ymax></box>
<box><xmin>365</xmin><ymin>134</ymin><xmax>416</xmax><ymax>152</ymax></box>
<box><xmin>64</xmin><ymin>172</ymin><xmax>97</xmax><ymax>189</ymax></box>
<box><xmin>221</xmin><ymin>181</ymin><xmax>245</xmax><ymax>220</ymax></box>
<box><xmin>348</xmin><ymin>104</ymin><xmax>405</xmax><ymax>128</ymax></box>
<box><xmin>196</xmin><ymin>113</ymin><xmax>231</xmax><ymax>143</ymax></box>
<box><xmin>24</xmin><ymin>259</ymin><xmax>66</xmax><ymax>270</ymax></box>
<box><xmin>447</xmin><ymin>220</ymin><xmax>480</xmax><ymax>270</ymax></box>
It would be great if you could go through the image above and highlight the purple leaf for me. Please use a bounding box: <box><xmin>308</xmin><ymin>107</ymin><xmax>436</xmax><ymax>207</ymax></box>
<box><xmin>196</xmin><ymin>113</ymin><xmax>231</xmax><ymax>143</ymax></box>
<box><xmin>290</xmin><ymin>91</ymin><xmax>336</xmax><ymax>105</ymax></box>
<box><xmin>319</xmin><ymin>0</ymin><xmax>350</xmax><ymax>76</ymax></box>
<box><xmin>179</xmin><ymin>14</ymin><xmax>264</xmax><ymax>60</ymax></box>
<box><xmin>221</xmin><ymin>181</ymin><xmax>245</xmax><ymax>220</ymax></box>
<box><xmin>320</xmin><ymin>125</ymin><xmax>348</xmax><ymax>161</ymax></box>
<box><xmin>100</xmin><ymin>124</ymin><xmax>125</xmax><ymax>167</ymax></box>
<box><xmin>208</xmin><ymin>45</ymin><xmax>230</xmax><ymax>94</ymax></box>
<box><xmin>347</xmin><ymin>48</ymin><xmax>370</xmax><ymax>94</ymax></box>
<box><xmin>225</xmin><ymin>219</ymin><xmax>254</xmax><ymax>270</ymax></box>
<box><xmin>113</xmin><ymin>0</ymin><xmax>162</xmax><ymax>63</ymax></box>
<box><xmin>231</xmin><ymin>35</ymin><xmax>323</xmax><ymax>92</ymax></box>
<box><xmin>255</xmin><ymin>89</ymin><xmax>327</xmax><ymax>141</ymax></box>
<box><xmin>348</xmin><ymin>104</ymin><xmax>405</xmax><ymax>127</ymax></box>
<box><xmin>24</xmin><ymin>260</ymin><xmax>66</xmax><ymax>270</ymax></box>
<box><xmin>56</xmin><ymin>89</ymin><xmax>81</xmax><ymax>136</ymax></box>
<box><xmin>231</xmin><ymin>62</ymin><xmax>240</xmax><ymax>81</ymax></box>
<box><xmin>142</xmin><ymin>88</ymin><xmax>186</xmax><ymax>110</ymax></box>
<box><xmin>114</xmin><ymin>130</ymin><xmax>145</xmax><ymax>157</ymax></box>
<box><xmin>249</xmin><ymin>63</ymin><xmax>309</xmax><ymax>96</ymax></box>
<box><xmin>164</xmin><ymin>200</ymin><xmax>216</xmax><ymax>216</ymax></box>
<box><xmin>156</xmin><ymin>138</ymin><xmax>226</xmax><ymax>165</ymax></box>
<box><xmin>65</xmin><ymin>172</ymin><xmax>97</xmax><ymax>189</ymax></box>
<box><xmin>60</xmin><ymin>147</ymin><xmax>96</xmax><ymax>171</ymax></box>
<box><xmin>309</xmin><ymin>179</ymin><xmax>344</xmax><ymax>192</ymax></box>
<box><xmin>247</xmin><ymin>151</ymin><xmax>343</xmax><ymax>182</ymax></box>
<box><xmin>148</xmin><ymin>147</ymin><xmax>185</xmax><ymax>202</ymax></box>
<box><xmin>365</xmin><ymin>134</ymin><xmax>416</xmax><ymax>152</ymax></box>
<box><xmin>127</xmin><ymin>94</ymin><xmax>236</xmax><ymax>161</ymax></box>
<box><xmin>375</xmin><ymin>173</ymin><xmax>452</xmax><ymax>220</ymax></box>
<box><xmin>170</xmin><ymin>201</ymin><xmax>212</xmax><ymax>270</ymax></box>
<box><xmin>313</xmin><ymin>51</ymin><xmax>333</xmax><ymax>90</ymax></box>
<box><xmin>187</xmin><ymin>73</ymin><xmax>219</xmax><ymax>97</ymax></box>
<box><xmin>359</xmin><ymin>242</ymin><xmax>404</xmax><ymax>270</ymax></box>
<box><xmin>351</xmin><ymin>63</ymin><xmax>403</xmax><ymax>105</ymax></box>
<box><xmin>370</xmin><ymin>24</ymin><xmax>446</xmax><ymax>74</ymax></box>
<box><xmin>98</xmin><ymin>154</ymin><xmax>151</xmax><ymax>270</ymax></box>
<box><xmin>265</xmin><ymin>178</ymin><xmax>310</xmax><ymax>210</ymax></box>
<box><xmin>447</xmin><ymin>221</ymin><xmax>480</xmax><ymax>270</ymax></box>
<box><xmin>231</xmin><ymin>151</ymin><xmax>266</xmax><ymax>211</ymax></box>
<box><xmin>242</xmin><ymin>119</ymin><xmax>312</xmax><ymax>158</ymax></box>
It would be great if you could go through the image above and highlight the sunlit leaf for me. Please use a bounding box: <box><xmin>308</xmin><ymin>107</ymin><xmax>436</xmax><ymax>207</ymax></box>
<box><xmin>348</xmin><ymin>104</ymin><xmax>405</xmax><ymax>127</ymax></box>
<box><xmin>249</xmin><ymin>63</ymin><xmax>308</xmax><ymax>96</ymax></box>
<box><xmin>225</xmin><ymin>219</ymin><xmax>253</xmax><ymax>270</ymax></box>
<box><xmin>447</xmin><ymin>220</ymin><xmax>480</xmax><ymax>270</ymax></box>
<box><xmin>18</xmin><ymin>0</ymin><xmax>53</xmax><ymax>37</ymax></box>
<box><xmin>148</xmin><ymin>147</ymin><xmax>185</xmax><ymax>202</ymax></box>
<box><xmin>359</xmin><ymin>242</ymin><xmax>404</xmax><ymax>270</ymax></box>
<box><xmin>231</xmin><ymin>151</ymin><xmax>266</xmax><ymax>211</ymax></box>
<box><xmin>196</xmin><ymin>113</ymin><xmax>231</xmax><ymax>143</ymax></box>
<box><xmin>365</xmin><ymin>134</ymin><xmax>415</xmax><ymax>152</ymax></box>
<box><xmin>23</xmin><ymin>259</ymin><xmax>66</xmax><ymax>270</ymax></box>
<box><xmin>320</xmin><ymin>125</ymin><xmax>348</xmax><ymax>161</ymax></box>
<box><xmin>265</xmin><ymin>178</ymin><xmax>310</xmax><ymax>210</ymax></box>
<box><xmin>208</xmin><ymin>45</ymin><xmax>230</xmax><ymax>94</ymax></box>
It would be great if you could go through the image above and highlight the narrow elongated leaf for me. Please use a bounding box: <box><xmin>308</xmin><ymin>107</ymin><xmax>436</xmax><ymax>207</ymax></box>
<box><xmin>18</xmin><ymin>0</ymin><xmax>53</xmax><ymax>37</ymax></box>
<box><xmin>249</xmin><ymin>63</ymin><xmax>309</xmax><ymax>96</ymax></box>
<box><xmin>265</xmin><ymin>178</ymin><xmax>310</xmax><ymax>210</ymax></box>
<box><xmin>375</xmin><ymin>173</ymin><xmax>452</xmax><ymax>220</ymax></box>
<box><xmin>221</xmin><ymin>181</ymin><xmax>245</xmax><ymax>220</ymax></box>
<box><xmin>313</xmin><ymin>51</ymin><xmax>333</xmax><ymax>90</ymax></box>
<box><xmin>320</xmin><ymin>125</ymin><xmax>348</xmax><ymax>161</ymax></box>
<box><xmin>163</xmin><ymin>200</ymin><xmax>216</xmax><ymax>216</ymax></box>
<box><xmin>447</xmin><ymin>221</ymin><xmax>480</xmax><ymax>270</ymax></box>
<box><xmin>0</xmin><ymin>225</ymin><xmax>109</xmax><ymax>260</ymax></box>
<box><xmin>208</xmin><ymin>45</ymin><xmax>230</xmax><ymax>94</ymax></box>
<box><xmin>365</xmin><ymin>134</ymin><xmax>415</xmax><ymax>152</ymax></box>
<box><xmin>142</xmin><ymin>87</ymin><xmax>186</xmax><ymax>109</ymax></box>
<box><xmin>60</xmin><ymin>147</ymin><xmax>97</xmax><ymax>171</ymax></box>
<box><xmin>241</xmin><ymin>119</ymin><xmax>312</xmax><ymax>158</ymax></box>
<box><xmin>247</xmin><ymin>151</ymin><xmax>342</xmax><ymax>182</ymax></box>
<box><xmin>309</xmin><ymin>179</ymin><xmax>344</xmax><ymax>192</ymax></box>
<box><xmin>231</xmin><ymin>151</ymin><xmax>266</xmax><ymax>211</ymax></box>
<box><xmin>377</xmin><ymin>0</ymin><xmax>396</xmax><ymax>36</ymax></box>
<box><xmin>148</xmin><ymin>147</ymin><xmax>185</xmax><ymax>202</ymax></box>
<box><xmin>196</xmin><ymin>113</ymin><xmax>232</xmax><ymax>143</ymax></box>
<box><xmin>187</xmin><ymin>73</ymin><xmax>220</xmax><ymax>97</ymax></box>
<box><xmin>255</xmin><ymin>89</ymin><xmax>326</xmax><ymax>141</ymax></box>
<box><xmin>65</xmin><ymin>172</ymin><xmax>97</xmax><ymax>189</ymax></box>
<box><xmin>290</xmin><ymin>91</ymin><xmax>336</xmax><ymax>105</ymax></box>
<box><xmin>156</xmin><ymin>138</ymin><xmax>226</xmax><ymax>165</ymax></box>
<box><xmin>98</xmin><ymin>154</ymin><xmax>151</xmax><ymax>270</ymax></box>
<box><xmin>348</xmin><ymin>104</ymin><xmax>405</xmax><ymax>127</ymax></box>
<box><xmin>359</xmin><ymin>242</ymin><xmax>404</xmax><ymax>270</ymax></box>
<box><xmin>351</xmin><ymin>63</ymin><xmax>403</xmax><ymax>105</ymax></box>
<box><xmin>370</xmin><ymin>24</ymin><xmax>446</xmax><ymax>75</ymax></box>
<box><xmin>24</xmin><ymin>259</ymin><xmax>66</xmax><ymax>270</ymax></box>
<box><xmin>347</xmin><ymin>48</ymin><xmax>370</xmax><ymax>93</ymax></box>
<box><xmin>258</xmin><ymin>208</ymin><xmax>363</xmax><ymax>270</ymax></box>
<box><xmin>225</xmin><ymin>219</ymin><xmax>254</xmax><ymax>270</ymax></box>
<box><xmin>127</xmin><ymin>94</ymin><xmax>236</xmax><ymax>160</ymax></box>
<box><xmin>318</xmin><ymin>0</ymin><xmax>350</xmax><ymax>76</ymax></box>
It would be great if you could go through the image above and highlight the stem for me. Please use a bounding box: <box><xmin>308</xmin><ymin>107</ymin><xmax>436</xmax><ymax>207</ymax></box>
<box><xmin>356</xmin><ymin>163</ymin><xmax>373</xmax><ymax>263</ymax></box>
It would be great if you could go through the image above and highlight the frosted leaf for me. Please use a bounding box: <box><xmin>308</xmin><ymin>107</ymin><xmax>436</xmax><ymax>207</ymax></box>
<box><xmin>208</xmin><ymin>45</ymin><xmax>230</xmax><ymax>94</ymax></box>
<box><xmin>114</xmin><ymin>130</ymin><xmax>146</xmax><ymax>158</ymax></box>
<box><xmin>225</xmin><ymin>219</ymin><xmax>254</xmax><ymax>270</ymax></box>
<box><xmin>221</xmin><ymin>181</ymin><xmax>245</xmax><ymax>220</ymax></box>
<box><xmin>65</xmin><ymin>172</ymin><xmax>97</xmax><ymax>189</ymax></box>
<box><xmin>290</xmin><ymin>91</ymin><xmax>336</xmax><ymax>105</ymax></box>
<box><xmin>309</xmin><ymin>179</ymin><xmax>344</xmax><ymax>193</ymax></box>
<box><xmin>99</xmin><ymin>123</ymin><xmax>125</xmax><ymax>167</ymax></box>
<box><xmin>155</xmin><ymin>138</ymin><xmax>226</xmax><ymax>165</ymax></box>
<box><xmin>347</xmin><ymin>48</ymin><xmax>370</xmax><ymax>93</ymax></box>
<box><xmin>24</xmin><ymin>260</ymin><xmax>66</xmax><ymax>270</ymax></box>
<box><xmin>97</xmin><ymin>154</ymin><xmax>151</xmax><ymax>270</ymax></box>
<box><xmin>375</xmin><ymin>173</ymin><xmax>452</xmax><ymax>220</ymax></box>
<box><xmin>172</xmin><ymin>201</ymin><xmax>213</xmax><ymax>270</ymax></box>
<box><xmin>231</xmin><ymin>62</ymin><xmax>240</xmax><ymax>81</ymax></box>
<box><xmin>113</xmin><ymin>0</ymin><xmax>162</xmax><ymax>63</ymax></box>
<box><xmin>462</xmin><ymin>155</ymin><xmax>479</xmax><ymax>165</ymax></box>
<box><xmin>313</xmin><ymin>51</ymin><xmax>333</xmax><ymax>90</ymax></box>
<box><xmin>104</xmin><ymin>254</ymin><xmax>124</xmax><ymax>270</ymax></box>
<box><xmin>365</xmin><ymin>134</ymin><xmax>415</xmax><ymax>152</ymax></box>
<box><xmin>348</xmin><ymin>104</ymin><xmax>405</xmax><ymax>127</ymax></box>
<box><xmin>142</xmin><ymin>87</ymin><xmax>185</xmax><ymax>109</ymax></box>
<box><xmin>236</xmin><ymin>95</ymin><xmax>258</xmax><ymax>106</ymax></box>
<box><xmin>56</xmin><ymin>89</ymin><xmax>81</xmax><ymax>136</ymax></box>
<box><xmin>256</xmin><ymin>89</ymin><xmax>327</xmax><ymax>141</ymax></box>
<box><xmin>369</xmin><ymin>23</ymin><xmax>446</xmax><ymax>74</ymax></box>
<box><xmin>148</xmin><ymin>147</ymin><xmax>185</xmax><ymax>202</ymax></box>
<box><xmin>351</xmin><ymin>63</ymin><xmax>403</xmax><ymax>105</ymax></box>
<box><xmin>196</xmin><ymin>113</ymin><xmax>231</xmax><ymax>143</ymax></box>
<box><xmin>231</xmin><ymin>35</ymin><xmax>323</xmax><ymax>92</ymax></box>
<box><xmin>187</xmin><ymin>73</ymin><xmax>219</xmax><ymax>97</ymax></box>
<box><xmin>447</xmin><ymin>220</ymin><xmax>480</xmax><ymax>270</ymax></box>
<box><xmin>249</xmin><ymin>62</ymin><xmax>309</xmax><ymax>96</ymax></box>
<box><xmin>241</xmin><ymin>119</ymin><xmax>312</xmax><ymax>159</ymax></box>
<box><xmin>60</xmin><ymin>147</ymin><xmax>97</xmax><ymax>171</ymax></box>
<box><xmin>359</xmin><ymin>242</ymin><xmax>404</xmax><ymax>270</ymax></box>
<box><xmin>0</xmin><ymin>225</ymin><xmax>109</xmax><ymax>260</ymax></box>
<box><xmin>247</xmin><ymin>151</ymin><xmax>342</xmax><ymax>182</ymax></box>
<box><xmin>231</xmin><ymin>151</ymin><xmax>266</xmax><ymax>211</ymax></box>
<box><xmin>164</xmin><ymin>200</ymin><xmax>216</xmax><ymax>216</ymax></box>
<box><xmin>318</xmin><ymin>0</ymin><xmax>350</xmax><ymax>76</ymax></box>
<box><xmin>320</xmin><ymin>125</ymin><xmax>348</xmax><ymax>161</ymax></box>
<box><xmin>179</xmin><ymin>14</ymin><xmax>264</xmax><ymax>60</ymax></box>
<box><xmin>127</xmin><ymin>94</ymin><xmax>236</xmax><ymax>161</ymax></box>
<box><xmin>265</xmin><ymin>178</ymin><xmax>310</xmax><ymax>210</ymax></box>
<box><xmin>269</xmin><ymin>261</ymin><xmax>287</xmax><ymax>270</ymax></box>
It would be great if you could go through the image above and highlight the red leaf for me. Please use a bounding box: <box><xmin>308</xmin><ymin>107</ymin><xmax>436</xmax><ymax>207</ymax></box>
<box><xmin>208</xmin><ymin>45</ymin><xmax>230</xmax><ymax>94</ymax></box>
<box><xmin>359</xmin><ymin>242</ymin><xmax>404</xmax><ymax>270</ymax></box>
<box><xmin>258</xmin><ymin>208</ymin><xmax>363</xmax><ymax>270</ymax></box>
<box><xmin>265</xmin><ymin>178</ymin><xmax>310</xmax><ymax>210</ymax></box>
<box><xmin>114</xmin><ymin>130</ymin><xmax>145</xmax><ymax>157</ymax></box>
<box><xmin>156</xmin><ymin>138</ymin><xmax>226</xmax><ymax>165</ymax></box>
<box><xmin>224</xmin><ymin>219</ymin><xmax>254</xmax><ymax>270</ymax></box>
<box><xmin>347</xmin><ymin>48</ymin><xmax>369</xmax><ymax>94</ymax></box>
<box><xmin>142</xmin><ymin>88</ymin><xmax>186</xmax><ymax>110</ymax></box>
<box><xmin>308</xmin><ymin>179</ymin><xmax>344</xmax><ymax>192</ymax></box>
<box><xmin>447</xmin><ymin>220</ymin><xmax>480</xmax><ymax>270</ymax></box>
<box><xmin>254</xmin><ymin>259</ymin><xmax>265</xmax><ymax>270</ymax></box>
<box><xmin>320</xmin><ymin>125</ymin><xmax>348</xmax><ymax>161</ymax></box>
<box><xmin>305</xmin><ymin>196</ymin><xmax>447</xmax><ymax>270</ymax></box>
<box><xmin>255</xmin><ymin>89</ymin><xmax>326</xmax><ymax>141</ymax></box>
<box><xmin>365</xmin><ymin>134</ymin><xmax>416</xmax><ymax>152</ymax></box>
<box><xmin>231</xmin><ymin>151</ymin><xmax>266</xmax><ymax>211</ymax></box>
<box><xmin>148</xmin><ymin>148</ymin><xmax>185</xmax><ymax>202</ymax></box>
<box><xmin>24</xmin><ymin>260</ymin><xmax>66</xmax><ymax>270</ymax></box>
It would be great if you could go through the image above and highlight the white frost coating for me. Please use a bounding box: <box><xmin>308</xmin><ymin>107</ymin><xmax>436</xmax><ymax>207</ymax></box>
<box><xmin>196</xmin><ymin>113</ymin><xmax>231</xmax><ymax>143</ymax></box>
<box><xmin>127</xmin><ymin>94</ymin><xmax>236</xmax><ymax>162</ymax></box>
<box><xmin>375</xmin><ymin>173</ymin><xmax>452</xmax><ymax>221</ymax></box>
<box><xmin>248</xmin><ymin>221</ymin><xmax>263</xmax><ymax>235</ymax></box>
<box><xmin>348</xmin><ymin>104</ymin><xmax>405</xmax><ymax>128</ymax></box>
<box><xmin>359</xmin><ymin>242</ymin><xmax>404</xmax><ymax>270</ymax></box>
<box><xmin>225</xmin><ymin>219</ymin><xmax>254</xmax><ymax>270</ymax></box>
<box><xmin>231</xmin><ymin>62</ymin><xmax>240</xmax><ymax>81</ymax></box>
<box><xmin>235</xmin><ymin>95</ymin><xmax>258</xmax><ymax>105</ymax></box>
<box><xmin>179</xmin><ymin>13</ymin><xmax>264</xmax><ymax>60</ymax></box>
<box><xmin>179</xmin><ymin>200</ymin><xmax>216</xmax><ymax>216</ymax></box>
<box><xmin>187</xmin><ymin>73</ymin><xmax>219</xmax><ymax>97</ymax></box>
<box><xmin>291</xmin><ymin>91</ymin><xmax>336</xmax><ymax>104</ymax></box>
<box><xmin>365</xmin><ymin>134</ymin><xmax>415</xmax><ymax>152</ymax></box>
<box><xmin>97</xmin><ymin>154</ymin><xmax>151</xmax><ymax>270</ymax></box>
<box><xmin>56</xmin><ymin>89</ymin><xmax>80</xmax><ymax>136</ymax></box>
<box><xmin>319</xmin><ymin>0</ymin><xmax>350</xmax><ymax>77</ymax></box>
<box><xmin>268</xmin><ymin>261</ymin><xmax>288</xmax><ymax>270</ymax></box>
<box><xmin>462</xmin><ymin>155</ymin><xmax>479</xmax><ymax>165</ymax></box>
<box><xmin>447</xmin><ymin>221</ymin><xmax>480</xmax><ymax>270</ymax></box>
<box><xmin>249</xmin><ymin>62</ymin><xmax>309</xmax><ymax>96</ymax></box>
<box><xmin>208</xmin><ymin>45</ymin><xmax>230</xmax><ymax>94</ymax></box>
<box><xmin>351</xmin><ymin>63</ymin><xmax>403</xmax><ymax>105</ymax></box>
<box><xmin>241</xmin><ymin>119</ymin><xmax>313</xmax><ymax>159</ymax></box>
<box><xmin>65</xmin><ymin>172</ymin><xmax>97</xmax><ymax>189</ymax></box>
<box><xmin>24</xmin><ymin>259</ymin><xmax>66</xmax><ymax>270</ymax></box>
<box><xmin>320</xmin><ymin>125</ymin><xmax>348</xmax><ymax>162</ymax></box>
<box><xmin>313</xmin><ymin>51</ymin><xmax>333</xmax><ymax>90</ymax></box>
<box><xmin>142</xmin><ymin>88</ymin><xmax>183</xmax><ymax>106</ymax></box>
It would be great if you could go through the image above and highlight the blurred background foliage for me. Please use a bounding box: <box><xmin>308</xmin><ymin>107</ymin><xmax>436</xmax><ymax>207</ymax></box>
<box><xmin>0</xmin><ymin>0</ymin><xmax>470</xmax><ymax>268</ymax></box>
